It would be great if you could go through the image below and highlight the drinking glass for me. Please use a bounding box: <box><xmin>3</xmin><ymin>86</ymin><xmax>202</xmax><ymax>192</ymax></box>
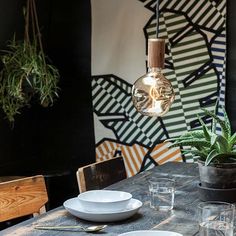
<box><xmin>198</xmin><ymin>201</ymin><xmax>235</xmax><ymax>236</ymax></box>
<box><xmin>148</xmin><ymin>177</ymin><xmax>175</xmax><ymax>210</ymax></box>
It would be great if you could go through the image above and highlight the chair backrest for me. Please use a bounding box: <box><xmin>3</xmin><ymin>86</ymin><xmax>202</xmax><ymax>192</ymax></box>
<box><xmin>76</xmin><ymin>157</ymin><xmax>127</xmax><ymax>193</ymax></box>
<box><xmin>0</xmin><ymin>175</ymin><xmax>48</xmax><ymax>222</ymax></box>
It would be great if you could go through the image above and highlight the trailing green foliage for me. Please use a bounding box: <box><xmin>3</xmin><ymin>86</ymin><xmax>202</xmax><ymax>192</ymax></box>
<box><xmin>167</xmin><ymin>105</ymin><xmax>236</xmax><ymax>166</ymax></box>
<box><xmin>0</xmin><ymin>40</ymin><xmax>59</xmax><ymax>122</ymax></box>
<box><xmin>0</xmin><ymin>0</ymin><xmax>59</xmax><ymax>123</ymax></box>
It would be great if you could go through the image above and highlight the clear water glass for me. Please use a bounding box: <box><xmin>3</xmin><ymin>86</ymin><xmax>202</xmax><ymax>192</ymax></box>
<box><xmin>148</xmin><ymin>177</ymin><xmax>175</xmax><ymax>211</ymax></box>
<box><xmin>198</xmin><ymin>201</ymin><xmax>235</xmax><ymax>236</ymax></box>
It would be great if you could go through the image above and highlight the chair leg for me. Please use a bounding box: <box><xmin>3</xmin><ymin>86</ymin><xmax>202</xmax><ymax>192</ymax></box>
<box><xmin>33</xmin><ymin>206</ymin><xmax>46</xmax><ymax>217</ymax></box>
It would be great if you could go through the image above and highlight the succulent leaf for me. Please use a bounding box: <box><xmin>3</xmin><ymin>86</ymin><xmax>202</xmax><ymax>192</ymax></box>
<box><xmin>210</xmin><ymin>134</ymin><xmax>217</xmax><ymax>146</ymax></box>
<box><xmin>202</xmin><ymin>108</ymin><xmax>229</xmax><ymax>139</ymax></box>
<box><xmin>167</xmin><ymin>130</ymin><xmax>205</xmax><ymax>142</ymax></box>
<box><xmin>198</xmin><ymin>115</ymin><xmax>211</xmax><ymax>142</ymax></box>
<box><xmin>222</xmin><ymin>106</ymin><xmax>231</xmax><ymax>138</ymax></box>
<box><xmin>229</xmin><ymin>133</ymin><xmax>236</xmax><ymax>148</ymax></box>
<box><xmin>182</xmin><ymin>149</ymin><xmax>207</xmax><ymax>158</ymax></box>
<box><xmin>171</xmin><ymin>139</ymin><xmax>210</xmax><ymax>149</ymax></box>
<box><xmin>168</xmin><ymin>104</ymin><xmax>236</xmax><ymax>165</ymax></box>
<box><xmin>211</xmin><ymin>101</ymin><xmax>218</xmax><ymax>133</ymax></box>
<box><xmin>214</xmin><ymin>135</ymin><xmax>230</xmax><ymax>153</ymax></box>
<box><xmin>205</xmin><ymin>149</ymin><xmax>218</xmax><ymax>166</ymax></box>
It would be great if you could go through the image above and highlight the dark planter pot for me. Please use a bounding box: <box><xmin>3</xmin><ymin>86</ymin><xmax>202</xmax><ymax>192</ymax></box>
<box><xmin>198</xmin><ymin>183</ymin><xmax>236</xmax><ymax>203</ymax></box>
<box><xmin>198</xmin><ymin>160</ymin><xmax>236</xmax><ymax>189</ymax></box>
<box><xmin>197</xmin><ymin>160</ymin><xmax>236</xmax><ymax>203</ymax></box>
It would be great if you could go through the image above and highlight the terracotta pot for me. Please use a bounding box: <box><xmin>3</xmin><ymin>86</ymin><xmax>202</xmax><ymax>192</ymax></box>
<box><xmin>198</xmin><ymin>160</ymin><xmax>236</xmax><ymax>189</ymax></box>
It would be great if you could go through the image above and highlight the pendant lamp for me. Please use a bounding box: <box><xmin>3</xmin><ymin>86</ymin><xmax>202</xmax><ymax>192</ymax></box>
<box><xmin>131</xmin><ymin>0</ymin><xmax>175</xmax><ymax>117</ymax></box>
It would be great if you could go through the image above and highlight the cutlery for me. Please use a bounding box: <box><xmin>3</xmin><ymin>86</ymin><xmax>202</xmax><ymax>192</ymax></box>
<box><xmin>35</xmin><ymin>224</ymin><xmax>107</xmax><ymax>232</ymax></box>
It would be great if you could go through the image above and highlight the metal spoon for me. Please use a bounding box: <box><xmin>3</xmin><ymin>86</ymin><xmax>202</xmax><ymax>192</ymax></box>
<box><xmin>35</xmin><ymin>224</ymin><xmax>107</xmax><ymax>232</ymax></box>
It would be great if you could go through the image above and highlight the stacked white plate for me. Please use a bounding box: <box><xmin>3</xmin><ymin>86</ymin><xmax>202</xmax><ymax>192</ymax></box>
<box><xmin>63</xmin><ymin>190</ymin><xmax>142</xmax><ymax>222</ymax></box>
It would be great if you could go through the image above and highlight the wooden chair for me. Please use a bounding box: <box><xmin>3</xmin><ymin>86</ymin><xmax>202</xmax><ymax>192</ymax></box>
<box><xmin>0</xmin><ymin>175</ymin><xmax>48</xmax><ymax>222</ymax></box>
<box><xmin>76</xmin><ymin>157</ymin><xmax>127</xmax><ymax>193</ymax></box>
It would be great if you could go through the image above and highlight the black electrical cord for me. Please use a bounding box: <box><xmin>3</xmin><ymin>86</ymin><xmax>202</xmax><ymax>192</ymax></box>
<box><xmin>156</xmin><ymin>0</ymin><xmax>159</xmax><ymax>38</ymax></box>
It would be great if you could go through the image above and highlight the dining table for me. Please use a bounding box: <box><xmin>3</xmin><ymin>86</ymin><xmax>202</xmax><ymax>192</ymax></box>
<box><xmin>0</xmin><ymin>162</ymin><xmax>202</xmax><ymax>236</ymax></box>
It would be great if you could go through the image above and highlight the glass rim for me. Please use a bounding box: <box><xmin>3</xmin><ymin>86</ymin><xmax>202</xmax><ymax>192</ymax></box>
<box><xmin>198</xmin><ymin>201</ymin><xmax>235</xmax><ymax>210</ymax></box>
<box><xmin>148</xmin><ymin>177</ymin><xmax>175</xmax><ymax>183</ymax></box>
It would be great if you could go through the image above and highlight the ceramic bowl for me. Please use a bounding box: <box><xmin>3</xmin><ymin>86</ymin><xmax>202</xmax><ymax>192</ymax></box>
<box><xmin>77</xmin><ymin>190</ymin><xmax>132</xmax><ymax>212</ymax></box>
<box><xmin>118</xmin><ymin>231</ymin><xmax>183</xmax><ymax>236</ymax></box>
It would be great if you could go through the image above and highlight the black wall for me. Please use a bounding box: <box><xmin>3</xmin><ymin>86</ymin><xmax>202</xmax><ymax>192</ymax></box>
<box><xmin>0</xmin><ymin>0</ymin><xmax>95</xmax><ymax>206</ymax></box>
<box><xmin>227</xmin><ymin>0</ymin><xmax>236</xmax><ymax>131</ymax></box>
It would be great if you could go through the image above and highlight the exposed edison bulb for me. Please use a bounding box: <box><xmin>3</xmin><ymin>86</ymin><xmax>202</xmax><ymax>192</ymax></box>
<box><xmin>132</xmin><ymin>68</ymin><xmax>175</xmax><ymax>116</ymax></box>
<box><xmin>132</xmin><ymin>38</ymin><xmax>175</xmax><ymax>117</ymax></box>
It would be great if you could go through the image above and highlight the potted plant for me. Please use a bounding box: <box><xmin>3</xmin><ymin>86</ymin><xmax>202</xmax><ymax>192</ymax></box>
<box><xmin>0</xmin><ymin>0</ymin><xmax>59</xmax><ymax>123</ymax></box>
<box><xmin>167</xmin><ymin>105</ymin><xmax>236</xmax><ymax>202</ymax></box>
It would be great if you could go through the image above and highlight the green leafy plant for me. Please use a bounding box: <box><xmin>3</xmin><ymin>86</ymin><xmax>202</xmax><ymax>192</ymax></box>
<box><xmin>0</xmin><ymin>0</ymin><xmax>59</xmax><ymax>123</ymax></box>
<box><xmin>167</xmin><ymin>106</ymin><xmax>236</xmax><ymax>166</ymax></box>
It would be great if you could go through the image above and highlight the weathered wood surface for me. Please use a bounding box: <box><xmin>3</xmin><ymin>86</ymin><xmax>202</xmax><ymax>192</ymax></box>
<box><xmin>0</xmin><ymin>175</ymin><xmax>48</xmax><ymax>223</ymax></box>
<box><xmin>77</xmin><ymin>156</ymin><xmax>127</xmax><ymax>193</ymax></box>
<box><xmin>1</xmin><ymin>162</ymin><xmax>201</xmax><ymax>236</ymax></box>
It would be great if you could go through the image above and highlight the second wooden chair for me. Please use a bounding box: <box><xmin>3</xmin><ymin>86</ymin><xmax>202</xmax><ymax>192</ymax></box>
<box><xmin>76</xmin><ymin>157</ymin><xmax>127</xmax><ymax>193</ymax></box>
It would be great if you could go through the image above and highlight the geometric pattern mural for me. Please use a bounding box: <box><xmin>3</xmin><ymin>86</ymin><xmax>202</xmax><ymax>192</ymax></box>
<box><xmin>91</xmin><ymin>0</ymin><xmax>226</xmax><ymax>176</ymax></box>
<box><xmin>96</xmin><ymin>139</ymin><xmax>182</xmax><ymax>177</ymax></box>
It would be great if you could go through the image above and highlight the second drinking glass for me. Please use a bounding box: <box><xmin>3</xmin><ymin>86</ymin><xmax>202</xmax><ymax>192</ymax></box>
<box><xmin>148</xmin><ymin>177</ymin><xmax>175</xmax><ymax>211</ymax></box>
<box><xmin>198</xmin><ymin>201</ymin><xmax>235</xmax><ymax>236</ymax></box>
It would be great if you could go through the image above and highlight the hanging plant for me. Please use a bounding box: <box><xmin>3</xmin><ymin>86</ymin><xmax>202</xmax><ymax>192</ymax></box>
<box><xmin>0</xmin><ymin>0</ymin><xmax>59</xmax><ymax>123</ymax></box>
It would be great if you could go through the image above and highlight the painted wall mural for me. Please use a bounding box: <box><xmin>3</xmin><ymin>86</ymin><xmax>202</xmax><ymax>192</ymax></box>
<box><xmin>91</xmin><ymin>0</ymin><xmax>226</xmax><ymax>177</ymax></box>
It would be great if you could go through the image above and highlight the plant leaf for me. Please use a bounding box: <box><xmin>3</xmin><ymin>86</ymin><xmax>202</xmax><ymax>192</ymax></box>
<box><xmin>210</xmin><ymin>134</ymin><xmax>217</xmax><ymax>146</ymax></box>
<box><xmin>202</xmin><ymin>108</ymin><xmax>229</xmax><ymax>139</ymax></box>
<box><xmin>182</xmin><ymin>149</ymin><xmax>207</xmax><ymax>158</ymax></box>
<box><xmin>198</xmin><ymin>115</ymin><xmax>211</xmax><ymax>142</ymax></box>
<box><xmin>166</xmin><ymin>130</ymin><xmax>205</xmax><ymax>142</ymax></box>
<box><xmin>222</xmin><ymin>106</ymin><xmax>231</xmax><ymax>138</ymax></box>
<box><xmin>229</xmin><ymin>133</ymin><xmax>236</xmax><ymax>149</ymax></box>
<box><xmin>213</xmin><ymin>135</ymin><xmax>230</xmax><ymax>153</ymax></box>
<box><xmin>170</xmin><ymin>139</ymin><xmax>210</xmax><ymax>149</ymax></box>
<box><xmin>205</xmin><ymin>149</ymin><xmax>218</xmax><ymax>166</ymax></box>
<box><xmin>211</xmin><ymin>101</ymin><xmax>218</xmax><ymax>133</ymax></box>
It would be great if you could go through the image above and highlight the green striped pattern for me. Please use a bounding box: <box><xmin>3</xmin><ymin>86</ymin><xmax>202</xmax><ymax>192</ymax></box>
<box><xmin>164</xmin><ymin>11</ymin><xmax>217</xmax><ymax>130</ymax></box>
<box><xmin>92</xmin><ymin>75</ymin><xmax>167</xmax><ymax>146</ymax></box>
<box><xmin>160</xmin><ymin>0</ymin><xmax>224</xmax><ymax>30</ymax></box>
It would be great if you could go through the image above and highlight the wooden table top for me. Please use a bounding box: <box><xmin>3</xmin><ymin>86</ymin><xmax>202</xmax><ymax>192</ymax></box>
<box><xmin>1</xmin><ymin>162</ymin><xmax>201</xmax><ymax>236</ymax></box>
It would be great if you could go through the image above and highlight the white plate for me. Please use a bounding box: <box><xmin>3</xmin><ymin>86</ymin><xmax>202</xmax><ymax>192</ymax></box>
<box><xmin>63</xmin><ymin>198</ymin><xmax>142</xmax><ymax>222</ymax></box>
<box><xmin>118</xmin><ymin>230</ymin><xmax>183</xmax><ymax>236</ymax></box>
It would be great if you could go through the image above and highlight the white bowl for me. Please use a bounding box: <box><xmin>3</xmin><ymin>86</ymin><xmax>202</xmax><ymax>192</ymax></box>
<box><xmin>77</xmin><ymin>190</ymin><xmax>132</xmax><ymax>212</ymax></box>
<box><xmin>118</xmin><ymin>230</ymin><xmax>183</xmax><ymax>236</ymax></box>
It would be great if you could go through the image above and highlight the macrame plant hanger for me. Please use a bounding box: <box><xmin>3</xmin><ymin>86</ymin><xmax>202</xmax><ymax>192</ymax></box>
<box><xmin>25</xmin><ymin>0</ymin><xmax>46</xmax><ymax>66</ymax></box>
